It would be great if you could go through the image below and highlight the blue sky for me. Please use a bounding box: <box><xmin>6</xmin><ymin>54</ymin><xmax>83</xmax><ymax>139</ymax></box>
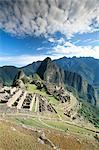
<box><xmin>0</xmin><ymin>0</ymin><xmax>99</xmax><ymax>67</ymax></box>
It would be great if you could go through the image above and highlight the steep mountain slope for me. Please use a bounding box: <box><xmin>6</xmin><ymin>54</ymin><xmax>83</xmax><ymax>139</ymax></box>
<box><xmin>0</xmin><ymin>61</ymin><xmax>41</xmax><ymax>86</ymax></box>
<box><xmin>21</xmin><ymin>61</ymin><xmax>41</xmax><ymax>75</ymax></box>
<box><xmin>0</xmin><ymin>57</ymin><xmax>99</xmax><ymax>88</ymax></box>
<box><xmin>37</xmin><ymin>57</ymin><xmax>64</xmax><ymax>85</ymax></box>
<box><xmin>37</xmin><ymin>58</ymin><xmax>96</xmax><ymax>106</ymax></box>
<box><xmin>54</xmin><ymin>57</ymin><xmax>99</xmax><ymax>86</ymax></box>
<box><xmin>0</xmin><ymin>66</ymin><xmax>18</xmax><ymax>86</ymax></box>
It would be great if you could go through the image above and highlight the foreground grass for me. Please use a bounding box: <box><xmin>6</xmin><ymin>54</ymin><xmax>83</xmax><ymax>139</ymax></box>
<box><xmin>0</xmin><ymin>120</ymin><xmax>49</xmax><ymax>150</ymax></box>
<box><xmin>1</xmin><ymin>118</ymin><xmax>98</xmax><ymax>150</ymax></box>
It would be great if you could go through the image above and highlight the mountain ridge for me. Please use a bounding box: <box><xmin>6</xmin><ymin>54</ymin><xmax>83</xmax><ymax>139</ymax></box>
<box><xmin>36</xmin><ymin>57</ymin><xmax>96</xmax><ymax>106</ymax></box>
<box><xmin>0</xmin><ymin>56</ymin><xmax>99</xmax><ymax>106</ymax></box>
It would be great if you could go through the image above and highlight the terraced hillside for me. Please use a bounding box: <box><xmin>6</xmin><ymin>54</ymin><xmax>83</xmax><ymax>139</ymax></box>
<box><xmin>0</xmin><ymin>86</ymin><xmax>57</xmax><ymax>115</ymax></box>
<box><xmin>0</xmin><ymin>84</ymin><xmax>99</xmax><ymax>129</ymax></box>
<box><xmin>0</xmin><ymin>84</ymin><xmax>99</xmax><ymax>150</ymax></box>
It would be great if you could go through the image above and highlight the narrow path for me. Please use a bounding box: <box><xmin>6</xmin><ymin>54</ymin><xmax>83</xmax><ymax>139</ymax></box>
<box><xmin>38</xmin><ymin>117</ymin><xmax>64</xmax><ymax>132</ymax></box>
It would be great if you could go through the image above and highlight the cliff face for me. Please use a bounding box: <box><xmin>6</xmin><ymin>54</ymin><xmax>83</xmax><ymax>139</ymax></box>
<box><xmin>37</xmin><ymin>57</ymin><xmax>96</xmax><ymax>106</ymax></box>
<box><xmin>37</xmin><ymin>57</ymin><xmax>65</xmax><ymax>85</ymax></box>
<box><xmin>54</xmin><ymin>56</ymin><xmax>99</xmax><ymax>86</ymax></box>
<box><xmin>64</xmin><ymin>71</ymin><xmax>96</xmax><ymax>105</ymax></box>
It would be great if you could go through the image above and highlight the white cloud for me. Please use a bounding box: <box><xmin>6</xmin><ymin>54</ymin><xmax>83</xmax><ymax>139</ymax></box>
<box><xmin>0</xmin><ymin>55</ymin><xmax>46</xmax><ymax>67</ymax></box>
<box><xmin>0</xmin><ymin>54</ymin><xmax>63</xmax><ymax>67</ymax></box>
<box><xmin>48</xmin><ymin>38</ymin><xmax>56</xmax><ymax>43</ymax></box>
<box><xmin>48</xmin><ymin>37</ymin><xmax>65</xmax><ymax>45</ymax></box>
<box><xmin>51</xmin><ymin>42</ymin><xmax>99</xmax><ymax>58</ymax></box>
<box><xmin>0</xmin><ymin>0</ymin><xmax>99</xmax><ymax>38</ymax></box>
<box><xmin>0</xmin><ymin>42</ymin><xmax>99</xmax><ymax>67</ymax></box>
<box><xmin>57</xmin><ymin>38</ymin><xmax>65</xmax><ymax>45</ymax></box>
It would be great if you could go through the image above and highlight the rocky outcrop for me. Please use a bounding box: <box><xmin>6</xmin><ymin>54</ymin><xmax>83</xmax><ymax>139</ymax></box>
<box><xmin>64</xmin><ymin>71</ymin><xmax>96</xmax><ymax>105</ymax></box>
<box><xmin>37</xmin><ymin>57</ymin><xmax>96</xmax><ymax>106</ymax></box>
<box><xmin>13</xmin><ymin>70</ymin><xmax>29</xmax><ymax>88</ymax></box>
<box><xmin>37</xmin><ymin>57</ymin><xmax>64</xmax><ymax>86</ymax></box>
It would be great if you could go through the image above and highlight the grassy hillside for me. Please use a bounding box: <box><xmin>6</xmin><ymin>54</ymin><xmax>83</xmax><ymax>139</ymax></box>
<box><xmin>78</xmin><ymin>101</ymin><xmax>99</xmax><ymax>128</ymax></box>
<box><xmin>0</xmin><ymin>119</ymin><xmax>98</xmax><ymax>150</ymax></box>
<box><xmin>0</xmin><ymin>66</ymin><xmax>18</xmax><ymax>86</ymax></box>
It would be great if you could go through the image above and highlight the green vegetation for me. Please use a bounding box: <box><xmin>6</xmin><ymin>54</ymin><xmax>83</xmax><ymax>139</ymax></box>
<box><xmin>78</xmin><ymin>101</ymin><xmax>99</xmax><ymax>128</ymax></box>
<box><xmin>0</xmin><ymin>66</ymin><xmax>18</xmax><ymax>86</ymax></box>
<box><xmin>43</xmin><ymin>120</ymin><xmax>95</xmax><ymax>135</ymax></box>
<box><xmin>32</xmin><ymin>73</ymin><xmax>41</xmax><ymax>81</ymax></box>
<box><xmin>11</xmin><ymin>117</ymin><xmax>97</xmax><ymax>136</ymax></box>
<box><xmin>65</xmin><ymin>84</ymin><xmax>78</xmax><ymax>98</ymax></box>
<box><xmin>26</xmin><ymin>84</ymin><xmax>59</xmax><ymax>106</ymax></box>
<box><xmin>15</xmin><ymin>117</ymin><xmax>47</xmax><ymax>129</ymax></box>
<box><xmin>21</xmin><ymin>76</ymin><xmax>30</xmax><ymax>84</ymax></box>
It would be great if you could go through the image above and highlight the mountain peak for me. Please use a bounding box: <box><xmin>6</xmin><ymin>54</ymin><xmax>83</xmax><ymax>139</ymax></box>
<box><xmin>43</xmin><ymin>57</ymin><xmax>51</xmax><ymax>63</ymax></box>
<box><xmin>36</xmin><ymin>57</ymin><xmax>52</xmax><ymax>80</ymax></box>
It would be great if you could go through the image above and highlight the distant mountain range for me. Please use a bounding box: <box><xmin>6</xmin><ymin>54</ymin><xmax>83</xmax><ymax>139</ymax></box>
<box><xmin>0</xmin><ymin>56</ymin><xmax>99</xmax><ymax>87</ymax></box>
<box><xmin>54</xmin><ymin>57</ymin><xmax>99</xmax><ymax>87</ymax></box>
<box><xmin>0</xmin><ymin>56</ymin><xmax>99</xmax><ymax>106</ymax></box>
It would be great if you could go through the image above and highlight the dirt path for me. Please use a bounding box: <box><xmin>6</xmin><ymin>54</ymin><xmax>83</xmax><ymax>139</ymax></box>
<box><xmin>38</xmin><ymin>117</ymin><xmax>64</xmax><ymax>132</ymax></box>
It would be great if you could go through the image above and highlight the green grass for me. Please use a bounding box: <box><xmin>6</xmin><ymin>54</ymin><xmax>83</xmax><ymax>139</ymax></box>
<box><xmin>26</xmin><ymin>84</ymin><xmax>59</xmax><ymax>106</ymax></box>
<box><xmin>43</xmin><ymin>120</ymin><xmax>95</xmax><ymax>135</ymax></box>
<box><xmin>12</xmin><ymin>117</ymin><xmax>96</xmax><ymax>136</ymax></box>
<box><xmin>32</xmin><ymin>102</ymin><xmax>36</xmax><ymax>112</ymax></box>
<box><xmin>78</xmin><ymin>101</ymin><xmax>99</xmax><ymax>128</ymax></box>
<box><xmin>12</xmin><ymin>117</ymin><xmax>48</xmax><ymax>129</ymax></box>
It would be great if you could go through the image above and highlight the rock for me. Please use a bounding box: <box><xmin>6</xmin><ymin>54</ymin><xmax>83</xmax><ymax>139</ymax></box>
<box><xmin>38</xmin><ymin>138</ymin><xmax>45</xmax><ymax>144</ymax></box>
<box><xmin>37</xmin><ymin>57</ymin><xmax>96</xmax><ymax>106</ymax></box>
<box><xmin>11</xmin><ymin>127</ymin><xmax>16</xmax><ymax>131</ymax></box>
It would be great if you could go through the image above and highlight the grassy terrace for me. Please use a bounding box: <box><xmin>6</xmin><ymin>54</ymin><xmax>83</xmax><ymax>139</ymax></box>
<box><xmin>9</xmin><ymin>116</ymin><xmax>98</xmax><ymax>137</ymax></box>
<box><xmin>26</xmin><ymin>84</ymin><xmax>59</xmax><ymax>106</ymax></box>
<box><xmin>43</xmin><ymin>120</ymin><xmax>97</xmax><ymax>135</ymax></box>
<box><xmin>14</xmin><ymin>117</ymin><xmax>47</xmax><ymax>129</ymax></box>
<box><xmin>26</xmin><ymin>84</ymin><xmax>65</xmax><ymax>116</ymax></box>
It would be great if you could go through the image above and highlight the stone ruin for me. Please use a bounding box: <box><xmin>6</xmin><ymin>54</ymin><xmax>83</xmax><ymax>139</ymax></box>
<box><xmin>0</xmin><ymin>86</ymin><xmax>57</xmax><ymax>114</ymax></box>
